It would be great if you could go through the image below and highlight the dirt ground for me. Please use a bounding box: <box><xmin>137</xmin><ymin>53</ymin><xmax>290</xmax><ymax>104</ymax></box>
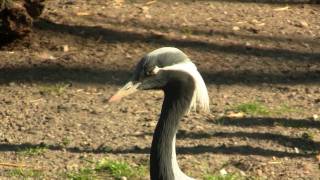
<box><xmin>0</xmin><ymin>0</ymin><xmax>319</xmax><ymax>179</ymax></box>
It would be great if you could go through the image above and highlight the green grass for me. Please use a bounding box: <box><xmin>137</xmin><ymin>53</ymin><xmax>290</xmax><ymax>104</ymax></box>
<box><xmin>66</xmin><ymin>168</ymin><xmax>96</xmax><ymax>180</ymax></box>
<box><xmin>17</xmin><ymin>146</ymin><xmax>47</xmax><ymax>156</ymax></box>
<box><xmin>181</xmin><ymin>27</ymin><xmax>194</xmax><ymax>35</ymax></box>
<box><xmin>61</xmin><ymin>137</ymin><xmax>71</xmax><ymax>147</ymax></box>
<box><xmin>65</xmin><ymin>158</ymin><xmax>147</xmax><ymax>180</ymax></box>
<box><xmin>96</xmin><ymin>159</ymin><xmax>147</xmax><ymax>179</ymax></box>
<box><xmin>8</xmin><ymin>168</ymin><xmax>43</xmax><ymax>179</ymax></box>
<box><xmin>302</xmin><ymin>131</ymin><xmax>314</xmax><ymax>141</ymax></box>
<box><xmin>203</xmin><ymin>173</ymin><xmax>246</xmax><ymax>180</ymax></box>
<box><xmin>231</xmin><ymin>102</ymin><xmax>300</xmax><ymax>117</ymax></box>
<box><xmin>233</xmin><ymin>102</ymin><xmax>270</xmax><ymax>116</ymax></box>
<box><xmin>39</xmin><ymin>82</ymin><xmax>70</xmax><ymax>95</ymax></box>
<box><xmin>273</xmin><ymin>104</ymin><xmax>299</xmax><ymax>115</ymax></box>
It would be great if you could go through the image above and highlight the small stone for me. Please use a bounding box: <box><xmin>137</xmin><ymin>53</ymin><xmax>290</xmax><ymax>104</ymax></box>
<box><xmin>220</xmin><ymin>168</ymin><xmax>227</xmax><ymax>176</ymax></box>
<box><xmin>90</xmin><ymin>109</ymin><xmax>98</xmax><ymax>115</ymax></box>
<box><xmin>141</xmin><ymin>6</ymin><xmax>149</xmax><ymax>12</ymax></box>
<box><xmin>302</xmin><ymin>43</ymin><xmax>310</xmax><ymax>48</ymax></box>
<box><xmin>226</xmin><ymin>112</ymin><xmax>245</xmax><ymax>118</ymax></box>
<box><xmin>299</xmin><ymin>21</ymin><xmax>309</xmax><ymax>28</ymax></box>
<box><xmin>120</xmin><ymin>107</ymin><xmax>128</xmax><ymax>113</ymax></box>
<box><xmin>144</xmin><ymin>121</ymin><xmax>156</xmax><ymax>127</ymax></box>
<box><xmin>295</xmin><ymin>20</ymin><xmax>309</xmax><ymax>28</ymax></box>
<box><xmin>120</xmin><ymin>177</ymin><xmax>127</xmax><ymax>180</ymax></box>
<box><xmin>194</xmin><ymin>125</ymin><xmax>204</xmax><ymax>130</ymax></box>
<box><xmin>18</xmin><ymin>126</ymin><xmax>26</xmax><ymax>131</ymax></box>
<box><xmin>63</xmin><ymin>45</ymin><xmax>69</xmax><ymax>52</ymax></box>
<box><xmin>232</xmin><ymin>26</ymin><xmax>240</xmax><ymax>31</ymax></box>
<box><xmin>302</xmin><ymin>163</ymin><xmax>312</xmax><ymax>174</ymax></box>
<box><xmin>66</xmin><ymin>163</ymin><xmax>78</xmax><ymax>170</ymax></box>
<box><xmin>313</xmin><ymin>114</ymin><xmax>319</xmax><ymax>120</ymax></box>
<box><xmin>144</xmin><ymin>117</ymin><xmax>153</xmax><ymax>121</ymax></box>
<box><xmin>248</xmin><ymin>27</ymin><xmax>259</xmax><ymax>34</ymax></box>
<box><xmin>4</xmin><ymin>137</ymin><xmax>12</xmax><ymax>143</ymax></box>
<box><xmin>240</xmin><ymin>170</ymin><xmax>246</xmax><ymax>176</ymax></box>
<box><xmin>310</xmin><ymin>65</ymin><xmax>318</xmax><ymax>71</ymax></box>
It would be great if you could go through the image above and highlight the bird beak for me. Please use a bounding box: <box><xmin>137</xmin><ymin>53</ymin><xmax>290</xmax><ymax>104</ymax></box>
<box><xmin>108</xmin><ymin>81</ymin><xmax>141</xmax><ymax>102</ymax></box>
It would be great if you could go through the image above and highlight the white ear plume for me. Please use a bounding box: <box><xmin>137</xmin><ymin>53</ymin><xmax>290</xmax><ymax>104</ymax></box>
<box><xmin>160</xmin><ymin>62</ymin><xmax>210</xmax><ymax>113</ymax></box>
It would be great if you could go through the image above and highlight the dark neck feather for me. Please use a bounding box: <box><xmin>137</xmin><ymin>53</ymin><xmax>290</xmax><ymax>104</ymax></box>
<box><xmin>150</xmin><ymin>72</ymin><xmax>194</xmax><ymax>180</ymax></box>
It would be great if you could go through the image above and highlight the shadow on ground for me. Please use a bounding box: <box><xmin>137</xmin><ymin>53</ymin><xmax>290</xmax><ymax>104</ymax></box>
<box><xmin>0</xmin><ymin>66</ymin><xmax>131</xmax><ymax>86</ymax></box>
<box><xmin>176</xmin><ymin>131</ymin><xmax>320</xmax><ymax>151</ymax></box>
<box><xmin>0</xmin><ymin>19</ymin><xmax>319</xmax><ymax>85</ymax></box>
<box><xmin>110</xmin><ymin>145</ymin><xmax>316</xmax><ymax>158</ymax></box>
<box><xmin>0</xmin><ymin>65</ymin><xmax>319</xmax><ymax>85</ymax></box>
<box><xmin>210</xmin><ymin>117</ymin><xmax>320</xmax><ymax>129</ymax></box>
<box><xmin>131</xmin><ymin>129</ymin><xmax>320</xmax><ymax>153</ymax></box>
<box><xmin>84</xmin><ymin>14</ymin><xmax>320</xmax><ymax>47</ymax></box>
<box><xmin>0</xmin><ymin>142</ymin><xmax>316</xmax><ymax>158</ymax></box>
<box><xmin>202</xmin><ymin>70</ymin><xmax>320</xmax><ymax>84</ymax></box>
<box><xmin>1</xmin><ymin>122</ymin><xmax>318</xmax><ymax>158</ymax></box>
<box><xmin>34</xmin><ymin>19</ymin><xmax>320</xmax><ymax>63</ymax></box>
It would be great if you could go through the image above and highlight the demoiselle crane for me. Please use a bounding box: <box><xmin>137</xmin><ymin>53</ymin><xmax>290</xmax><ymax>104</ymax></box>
<box><xmin>109</xmin><ymin>47</ymin><xmax>210</xmax><ymax>180</ymax></box>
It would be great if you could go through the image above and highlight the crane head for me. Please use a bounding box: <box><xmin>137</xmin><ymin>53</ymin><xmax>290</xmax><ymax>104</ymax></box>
<box><xmin>109</xmin><ymin>47</ymin><xmax>210</xmax><ymax>112</ymax></box>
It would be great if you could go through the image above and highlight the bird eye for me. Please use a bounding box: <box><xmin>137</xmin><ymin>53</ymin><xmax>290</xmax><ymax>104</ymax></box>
<box><xmin>144</xmin><ymin>66</ymin><xmax>159</xmax><ymax>77</ymax></box>
<box><xmin>145</xmin><ymin>69</ymin><xmax>154</xmax><ymax>76</ymax></box>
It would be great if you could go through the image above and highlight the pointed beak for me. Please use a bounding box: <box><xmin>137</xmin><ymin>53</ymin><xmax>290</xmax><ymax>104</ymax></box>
<box><xmin>108</xmin><ymin>81</ymin><xmax>141</xmax><ymax>102</ymax></box>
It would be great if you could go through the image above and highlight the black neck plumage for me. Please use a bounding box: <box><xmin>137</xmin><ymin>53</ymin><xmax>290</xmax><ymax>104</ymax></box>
<box><xmin>149</xmin><ymin>72</ymin><xmax>195</xmax><ymax>180</ymax></box>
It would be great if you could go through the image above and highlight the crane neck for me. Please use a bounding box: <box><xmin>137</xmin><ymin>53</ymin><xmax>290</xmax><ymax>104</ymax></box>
<box><xmin>150</xmin><ymin>76</ymin><xmax>195</xmax><ymax>180</ymax></box>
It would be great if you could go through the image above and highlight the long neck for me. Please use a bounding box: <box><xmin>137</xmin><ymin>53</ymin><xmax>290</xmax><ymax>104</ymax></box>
<box><xmin>150</xmin><ymin>81</ymin><xmax>194</xmax><ymax>180</ymax></box>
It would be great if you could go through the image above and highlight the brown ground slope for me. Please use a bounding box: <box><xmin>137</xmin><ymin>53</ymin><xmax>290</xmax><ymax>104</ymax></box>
<box><xmin>0</xmin><ymin>0</ymin><xmax>319</xmax><ymax>179</ymax></box>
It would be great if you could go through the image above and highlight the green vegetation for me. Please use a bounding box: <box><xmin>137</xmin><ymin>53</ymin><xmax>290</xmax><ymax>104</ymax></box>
<box><xmin>203</xmin><ymin>173</ymin><xmax>247</xmax><ymax>180</ymax></box>
<box><xmin>230</xmin><ymin>102</ymin><xmax>300</xmax><ymax>117</ymax></box>
<box><xmin>96</xmin><ymin>159</ymin><xmax>147</xmax><ymax>179</ymax></box>
<box><xmin>302</xmin><ymin>131</ymin><xmax>314</xmax><ymax>141</ymax></box>
<box><xmin>8</xmin><ymin>168</ymin><xmax>43</xmax><ymax>179</ymax></box>
<box><xmin>17</xmin><ymin>146</ymin><xmax>47</xmax><ymax>156</ymax></box>
<box><xmin>39</xmin><ymin>82</ymin><xmax>70</xmax><ymax>95</ymax></box>
<box><xmin>66</xmin><ymin>168</ymin><xmax>96</xmax><ymax>180</ymax></box>
<box><xmin>61</xmin><ymin>137</ymin><xmax>71</xmax><ymax>147</ymax></box>
<box><xmin>233</xmin><ymin>102</ymin><xmax>270</xmax><ymax>116</ymax></box>
<box><xmin>96</xmin><ymin>159</ymin><xmax>133</xmax><ymax>179</ymax></box>
<box><xmin>66</xmin><ymin>158</ymin><xmax>147</xmax><ymax>180</ymax></box>
<box><xmin>181</xmin><ymin>27</ymin><xmax>193</xmax><ymax>36</ymax></box>
<box><xmin>273</xmin><ymin>104</ymin><xmax>299</xmax><ymax>115</ymax></box>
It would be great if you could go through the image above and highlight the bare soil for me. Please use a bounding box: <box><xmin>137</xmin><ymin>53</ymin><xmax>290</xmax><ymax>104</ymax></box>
<box><xmin>0</xmin><ymin>0</ymin><xmax>319</xmax><ymax>179</ymax></box>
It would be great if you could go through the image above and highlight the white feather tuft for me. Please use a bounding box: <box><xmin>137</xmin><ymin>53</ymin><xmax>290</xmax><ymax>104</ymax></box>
<box><xmin>160</xmin><ymin>62</ymin><xmax>210</xmax><ymax>113</ymax></box>
<box><xmin>148</xmin><ymin>47</ymin><xmax>183</xmax><ymax>56</ymax></box>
